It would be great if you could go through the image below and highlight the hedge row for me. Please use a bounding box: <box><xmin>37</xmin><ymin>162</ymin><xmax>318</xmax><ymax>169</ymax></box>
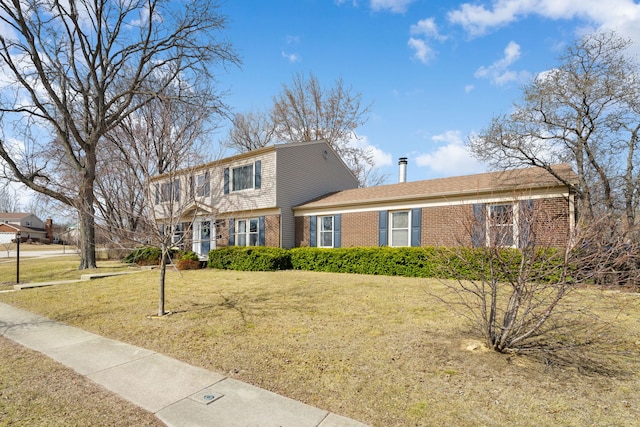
<box><xmin>207</xmin><ymin>246</ymin><xmax>565</xmax><ymax>281</ymax></box>
<box><xmin>208</xmin><ymin>246</ymin><xmax>292</xmax><ymax>271</ymax></box>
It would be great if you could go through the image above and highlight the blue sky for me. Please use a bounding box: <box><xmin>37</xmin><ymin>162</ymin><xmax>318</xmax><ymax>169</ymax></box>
<box><xmin>216</xmin><ymin>0</ymin><xmax>640</xmax><ymax>183</ymax></box>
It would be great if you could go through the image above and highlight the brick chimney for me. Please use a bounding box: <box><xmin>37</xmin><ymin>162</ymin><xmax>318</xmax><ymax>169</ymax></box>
<box><xmin>45</xmin><ymin>218</ymin><xmax>53</xmax><ymax>241</ymax></box>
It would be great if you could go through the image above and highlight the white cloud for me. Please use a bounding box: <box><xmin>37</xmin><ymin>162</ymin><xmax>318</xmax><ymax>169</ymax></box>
<box><xmin>371</xmin><ymin>0</ymin><xmax>415</xmax><ymax>14</ymax></box>
<box><xmin>281</xmin><ymin>51</ymin><xmax>301</xmax><ymax>63</ymax></box>
<box><xmin>407</xmin><ymin>17</ymin><xmax>445</xmax><ymax>64</ymax></box>
<box><xmin>408</xmin><ymin>37</ymin><xmax>434</xmax><ymax>64</ymax></box>
<box><xmin>349</xmin><ymin>134</ymin><xmax>393</xmax><ymax>167</ymax></box>
<box><xmin>415</xmin><ymin>131</ymin><xmax>485</xmax><ymax>177</ymax></box>
<box><xmin>464</xmin><ymin>84</ymin><xmax>475</xmax><ymax>93</ymax></box>
<box><xmin>448</xmin><ymin>0</ymin><xmax>640</xmax><ymax>42</ymax></box>
<box><xmin>130</xmin><ymin>3</ymin><xmax>163</xmax><ymax>27</ymax></box>
<box><xmin>370</xmin><ymin>145</ymin><xmax>393</xmax><ymax>167</ymax></box>
<box><xmin>410</xmin><ymin>18</ymin><xmax>446</xmax><ymax>40</ymax></box>
<box><xmin>475</xmin><ymin>41</ymin><xmax>531</xmax><ymax>85</ymax></box>
<box><xmin>334</xmin><ymin>0</ymin><xmax>359</xmax><ymax>7</ymax></box>
<box><xmin>285</xmin><ymin>35</ymin><xmax>300</xmax><ymax>45</ymax></box>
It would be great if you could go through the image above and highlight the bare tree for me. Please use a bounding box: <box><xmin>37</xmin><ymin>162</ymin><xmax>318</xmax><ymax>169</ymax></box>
<box><xmin>225</xmin><ymin>109</ymin><xmax>277</xmax><ymax>152</ymax></box>
<box><xmin>467</xmin><ymin>31</ymin><xmax>640</xmax><ymax>233</ymax></box>
<box><xmin>0</xmin><ymin>0</ymin><xmax>238</xmax><ymax>269</ymax></box>
<box><xmin>96</xmin><ymin>83</ymin><xmax>218</xmax><ymax>247</ymax></box>
<box><xmin>0</xmin><ymin>183</ymin><xmax>20</xmax><ymax>212</ymax></box>
<box><xmin>1</xmin><ymin>241</ymin><xmax>14</xmax><ymax>257</ymax></box>
<box><xmin>97</xmin><ymin>88</ymin><xmax>220</xmax><ymax>316</ymax></box>
<box><xmin>227</xmin><ymin>72</ymin><xmax>381</xmax><ymax>186</ymax></box>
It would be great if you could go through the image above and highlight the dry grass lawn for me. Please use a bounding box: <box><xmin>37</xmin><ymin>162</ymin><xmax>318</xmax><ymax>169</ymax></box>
<box><xmin>0</xmin><ymin>336</ymin><xmax>164</xmax><ymax>426</ymax></box>
<box><xmin>0</xmin><ymin>256</ymin><xmax>131</xmax><ymax>288</ymax></box>
<box><xmin>1</xmin><ymin>259</ymin><xmax>639</xmax><ymax>426</ymax></box>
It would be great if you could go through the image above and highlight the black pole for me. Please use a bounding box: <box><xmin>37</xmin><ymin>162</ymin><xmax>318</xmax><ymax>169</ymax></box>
<box><xmin>16</xmin><ymin>232</ymin><xmax>20</xmax><ymax>284</ymax></box>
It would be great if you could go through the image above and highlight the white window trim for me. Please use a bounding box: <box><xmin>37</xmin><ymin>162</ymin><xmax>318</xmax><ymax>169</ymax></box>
<box><xmin>196</xmin><ymin>171</ymin><xmax>210</xmax><ymax>197</ymax></box>
<box><xmin>235</xmin><ymin>217</ymin><xmax>259</xmax><ymax>246</ymax></box>
<box><xmin>231</xmin><ymin>163</ymin><xmax>255</xmax><ymax>192</ymax></box>
<box><xmin>486</xmin><ymin>203</ymin><xmax>518</xmax><ymax>248</ymax></box>
<box><xmin>317</xmin><ymin>215</ymin><xmax>334</xmax><ymax>248</ymax></box>
<box><xmin>389</xmin><ymin>210</ymin><xmax>411</xmax><ymax>247</ymax></box>
<box><xmin>159</xmin><ymin>179</ymin><xmax>180</xmax><ymax>203</ymax></box>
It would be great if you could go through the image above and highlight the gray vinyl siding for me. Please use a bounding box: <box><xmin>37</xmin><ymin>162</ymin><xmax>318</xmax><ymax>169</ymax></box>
<box><xmin>275</xmin><ymin>141</ymin><xmax>358</xmax><ymax>249</ymax></box>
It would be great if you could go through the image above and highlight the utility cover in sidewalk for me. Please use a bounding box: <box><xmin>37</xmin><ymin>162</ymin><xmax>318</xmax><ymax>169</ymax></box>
<box><xmin>189</xmin><ymin>387</ymin><xmax>224</xmax><ymax>405</ymax></box>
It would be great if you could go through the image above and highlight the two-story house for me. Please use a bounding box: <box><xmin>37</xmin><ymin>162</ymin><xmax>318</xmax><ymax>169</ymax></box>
<box><xmin>152</xmin><ymin>140</ymin><xmax>579</xmax><ymax>258</ymax></box>
<box><xmin>0</xmin><ymin>213</ymin><xmax>53</xmax><ymax>243</ymax></box>
<box><xmin>151</xmin><ymin>140</ymin><xmax>359</xmax><ymax>258</ymax></box>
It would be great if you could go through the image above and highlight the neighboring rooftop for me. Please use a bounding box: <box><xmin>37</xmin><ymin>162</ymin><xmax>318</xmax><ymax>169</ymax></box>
<box><xmin>295</xmin><ymin>164</ymin><xmax>578</xmax><ymax>210</ymax></box>
<box><xmin>0</xmin><ymin>213</ymin><xmax>34</xmax><ymax>220</ymax></box>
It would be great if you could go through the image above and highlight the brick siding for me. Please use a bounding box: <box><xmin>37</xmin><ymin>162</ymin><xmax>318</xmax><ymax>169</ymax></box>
<box><xmin>215</xmin><ymin>214</ymin><xmax>280</xmax><ymax>248</ymax></box>
<box><xmin>294</xmin><ymin>196</ymin><xmax>571</xmax><ymax>249</ymax></box>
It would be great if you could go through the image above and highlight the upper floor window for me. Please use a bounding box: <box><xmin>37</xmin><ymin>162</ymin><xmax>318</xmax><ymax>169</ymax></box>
<box><xmin>156</xmin><ymin>179</ymin><xmax>180</xmax><ymax>204</ymax></box>
<box><xmin>389</xmin><ymin>211</ymin><xmax>410</xmax><ymax>247</ymax></box>
<box><xmin>232</xmin><ymin>164</ymin><xmax>254</xmax><ymax>191</ymax></box>
<box><xmin>224</xmin><ymin>160</ymin><xmax>261</xmax><ymax>194</ymax></box>
<box><xmin>196</xmin><ymin>171</ymin><xmax>210</xmax><ymax>197</ymax></box>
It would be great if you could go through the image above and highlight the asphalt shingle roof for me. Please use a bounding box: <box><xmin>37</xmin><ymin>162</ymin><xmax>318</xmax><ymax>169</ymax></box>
<box><xmin>295</xmin><ymin>164</ymin><xmax>577</xmax><ymax>210</ymax></box>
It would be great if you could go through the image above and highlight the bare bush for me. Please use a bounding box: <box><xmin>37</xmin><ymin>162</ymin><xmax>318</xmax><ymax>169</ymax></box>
<box><xmin>434</xmin><ymin>201</ymin><xmax>637</xmax><ymax>363</ymax></box>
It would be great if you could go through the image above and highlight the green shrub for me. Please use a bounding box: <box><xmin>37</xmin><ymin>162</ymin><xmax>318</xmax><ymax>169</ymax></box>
<box><xmin>123</xmin><ymin>246</ymin><xmax>162</xmax><ymax>266</ymax></box>
<box><xmin>123</xmin><ymin>246</ymin><xmax>183</xmax><ymax>266</ymax></box>
<box><xmin>177</xmin><ymin>250</ymin><xmax>200</xmax><ymax>261</ymax></box>
<box><xmin>208</xmin><ymin>247</ymin><xmax>291</xmax><ymax>271</ymax></box>
<box><xmin>207</xmin><ymin>245</ymin><xmax>565</xmax><ymax>282</ymax></box>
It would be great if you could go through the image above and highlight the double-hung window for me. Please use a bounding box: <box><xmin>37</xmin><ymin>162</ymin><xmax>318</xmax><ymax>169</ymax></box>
<box><xmin>488</xmin><ymin>204</ymin><xmax>515</xmax><ymax>247</ymax></box>
<box><xmin>224</xmin><ymin>161</ymin><xmax>261</xmax><ymax>194</ymax></box>
<box><xmin>159</xmin><ymin>179</ymin><xmax>180</xmax><ymax>203</ymax></box>
<box><xmin>236</xmin><ymin>218</ymin><xmax>259</xmax><ymax>246</ymax></box>
<box><xmin>389</xmin><ymin>211</ymin><xmax>410</xmax><ymax>247</ymax></box>
<box><xmin>232</xmin><ymin>164</ymin><xmax>254</xmax><ymax>191</ymax></box>
<box><xmin>196</xmin><ymin>171</ymin><xmax>210</xmax><ymax>197</ymax></box>
<box><xmin>318</xmin><ymin>216</ymin><xmax>334</xmax><ymax>248</ymax></box>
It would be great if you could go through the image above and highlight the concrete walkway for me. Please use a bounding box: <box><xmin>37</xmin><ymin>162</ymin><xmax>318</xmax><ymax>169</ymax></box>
<box><xmin>0</xmin><ymin>302</ymin><xmax>369</xmax><ymax>427</ymax></box>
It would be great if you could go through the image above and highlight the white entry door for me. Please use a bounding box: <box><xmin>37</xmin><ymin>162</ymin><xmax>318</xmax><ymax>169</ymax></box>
<box><xmin>192</xmin><ymin>219</ymin><xmax>215</xmax><ymax>259</ymax></box>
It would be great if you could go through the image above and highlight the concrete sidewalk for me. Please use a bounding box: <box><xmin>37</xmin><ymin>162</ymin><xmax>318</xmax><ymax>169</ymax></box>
<box><xmin>0</xmin><ymin>302</ymin><xmax>369</xmax><ymax>427</ymax></box>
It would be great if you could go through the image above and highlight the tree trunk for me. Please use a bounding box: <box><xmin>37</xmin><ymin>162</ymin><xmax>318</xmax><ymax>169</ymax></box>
<box><xmin>78</xmin><ymin>206</ymin><xmax>97</xmax><ymax>270</ymax></box>
<box><xmin>158</xmin><ymin>249</ymin><xmax>167</xmax><ymax>316</ymax></box>
<box><xmin>77</xmin><ymin>151</ymin><xmax>98</xmax><ymax>270</ymax></box>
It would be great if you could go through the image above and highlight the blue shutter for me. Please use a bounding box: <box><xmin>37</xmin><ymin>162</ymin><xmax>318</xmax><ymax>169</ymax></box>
<box><xmin>254</xmin><ymin>160</ymin><xmax>261</xmax><ymax>189</ymax></box>
<box><xmin>334</xmin><ymin>214</ymin><xmax>341</xmax><ymax>248</ymax></box>
<box><xmin>258</xmin><ymin>216</ymin><xmax>265</xmax><ymax>246</ymax></box>
<box><xmin>519</xmin><ymin>199</ymin><xmax>534</xmax><ymax>249</ymax></box>
<box><xmin>154</xmin><ymin>184</ymin><xmax>159</xmax><ymax>205</ymax></box>
<box><xmin>309</xmin><ymin>216</ymin><xmax>317</xmax><ymax>247</ymax></box>
<box><xmin>378</xmin><ymin>210</ymin><xmax>388</xmax><ymax>246</ymax></box>
<box><xmin>411</xmin><ymin>208</ymin><xmax>422</xmax><ymax>247</ymax></box>
<box><xmin>472</xmin><ymin>204</ymin><xmax>486</xmax><ymax>247</ymax></box>
<box><xmin>229</xmin><ymin>218</ymin><xmax>235</xmax><ymax>246</ymax></box>
<box><xmin>224</xmin><ymin>168</ymin><xmax>230</xmax><ymax>194</ymax></box>
<box><xmin>174</xmin><ymin>179</ymin><xmax>180</xmax><ymax>202</ymax></box>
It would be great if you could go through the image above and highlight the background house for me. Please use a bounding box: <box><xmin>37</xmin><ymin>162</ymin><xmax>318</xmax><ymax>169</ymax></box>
<box><xmin>0</xmin><ymin>213</ymin><xmax>53</xmax><ymax>244</ymax></box>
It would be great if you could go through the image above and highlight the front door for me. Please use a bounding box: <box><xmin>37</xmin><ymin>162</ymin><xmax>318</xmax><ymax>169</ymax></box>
<box><xmin>193</xmin><ymin>219</ymin><xmax>215</xmax><ymax>259</ymax></box>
